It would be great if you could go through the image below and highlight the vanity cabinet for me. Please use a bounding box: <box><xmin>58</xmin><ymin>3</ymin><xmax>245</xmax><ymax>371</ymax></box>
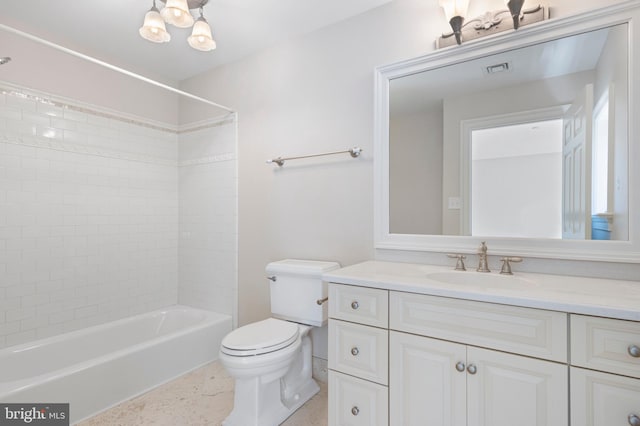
<box><xmin>569</xmin><ymin>315</ymin><xmax>640</xmax><ymax>426</ymax></box>
<box><xmin>324</xmin><ymin>260</ymin><xmax>640</xmax><ymax>426</ymax></box>
<box><xmin>328</xmin><ymin>283</ymin><xmax>569</xmax><ymax>426</ymax></box>
<box><xmin>389</xmin><ymin>292</ymin><xmax>568</xmax><ymax>426</ymax></box>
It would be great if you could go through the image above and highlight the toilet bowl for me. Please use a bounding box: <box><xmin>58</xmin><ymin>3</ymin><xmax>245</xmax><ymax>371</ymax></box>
<box><xmin>219</xmin><ymin>319</ymin><xmax>318</xmax><ymax>426</ymax></box>
<box><xmin>219</xmin><ymin>259</ymin><xmax>340</xmax><ymax>426</ymax></box>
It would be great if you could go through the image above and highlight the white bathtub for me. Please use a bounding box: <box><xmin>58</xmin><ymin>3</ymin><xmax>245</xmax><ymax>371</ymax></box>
<box><xmin>0</xmin><ymin>305</ymin><xmax>232</xmax><ymax>424</ymax></box>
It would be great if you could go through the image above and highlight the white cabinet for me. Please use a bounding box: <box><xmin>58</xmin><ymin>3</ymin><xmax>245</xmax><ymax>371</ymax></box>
<box><xmin>327</xmin><ymin>282</ymin><xmax>640</xmax><ymax>426</ymax></box>
<box><xmin>571</xmin><ymin>367</ymin><xmax>640</xmax><ymax>426</ymax></box>
<box><xmin>570</xmin><ymin>315</ymin><xmax>640</xmax><ymax>426</ymax></box>
<box><xmin>329</xmin><ymin>370</ymin><xmax>388</xmax><ymax>426</ymax></box>
<box><xmin>389</xmin><ymin>331</ymin><xmax>568</xmax><ymax>426</ymax></box>
<box><xmin>328</xmin><ymin>284</ymin><xmax>568</xmax><ymax>426</ymax></box>
<box><xmin>466</xmin><ymin>346</ymin><xmax>567</xmax><ymax>426</ymax></box>
<box><xmin>328</xmin><ymin>284</ymin><xmax>389</xmax><ymax>426</ymax></box>
<box><xmin>389</xmin><ymin>331</ymin><xmax>466</xmax><ymax>426</ymax></box>
<box><xmin>328</xmin><ymin>320</ymin><xmax>388</xmax><ymax>385</ymax></box>
<box><xmin>329</xmin><ymin>261</ymin><xmax>640</xmax><ymax>426</ymax></box>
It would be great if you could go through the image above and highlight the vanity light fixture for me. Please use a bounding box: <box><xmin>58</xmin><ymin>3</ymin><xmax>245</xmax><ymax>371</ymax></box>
<box><xmin>139</xmin><ymin>0</ymin><xmax>216</xmax><ymax>52</ymax></box>
<box><xmin>506</xmin><ymin>0</ymin><xmax>525</xmax><ymax>29</ymax></box>
<box><xmin>439</xmin><ymin>0</ymin><xmax>471</xmax><ymax>45</ymax></box>
<box><xmin>437</xmin><ymin>2</ymin><xmax>548</xmax><ymax>48</ymax></box>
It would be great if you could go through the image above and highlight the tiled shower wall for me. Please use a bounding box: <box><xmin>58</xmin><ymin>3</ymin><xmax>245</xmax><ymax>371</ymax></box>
<box><xmin>0</xmin><ymin>85</ymin><xmax>237</xmax><ymax>349</ymax></box>
<box><xmin>178</xmin><ymin>122</ymin><xmax>237</xmax><ymax>321</ymax></box>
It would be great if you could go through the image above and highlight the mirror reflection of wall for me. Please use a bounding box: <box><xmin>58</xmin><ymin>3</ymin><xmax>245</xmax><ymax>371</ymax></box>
<box><xmin>471</xmin><ymin>120</ymin><xmax>562</xmax><ymax>239</ymax></box>
<box><xmin>388</xmin><ymin>23</ymin><xmax>628</xmax><ymax>241</ymax></box>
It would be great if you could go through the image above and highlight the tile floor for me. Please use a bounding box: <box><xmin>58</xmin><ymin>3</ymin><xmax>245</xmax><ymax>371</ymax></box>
<box><xmin>78</xmin><ymin>361</ymin><xmax>327</xmax><ymax>426</ymax></box>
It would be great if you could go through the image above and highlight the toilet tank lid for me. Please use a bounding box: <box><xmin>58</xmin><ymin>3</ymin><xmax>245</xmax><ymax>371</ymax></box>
<box><xmin>266</xmin><ymin>259</ymin><xmax>341</xmax><ymax>278</ymax></box>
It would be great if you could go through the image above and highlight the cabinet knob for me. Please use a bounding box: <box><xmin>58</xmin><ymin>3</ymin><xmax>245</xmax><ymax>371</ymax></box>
<box><xmin>455</xmin><ymin>361</ymin><xmax>466</xmax><ymax>372</ymax></box>
<box><xmin>351</xmin><ymin>301</ymin><xmax>359</xmax><ymax>310</ymax></box>
<box><xmin>351</xmin><ymin>347</ymin><xmax>360</xmax><ymax>356</ymax></box>
<box><xmin>629</xmin><ymin>414</ymin><xmax>640</xmax><ymax>426</ymax></box>
<box><xmin>351</xmin><ymin>406</ymin><xmax>360</xmax><ymax>416</ymax></box>
<box><xmin>629</xmin><ymin>345</ymin><xmax>640</xmax><ymax>358</ymax></box>
<box><xmin>467</xmin><ymin>364</ymin><xmax>477</xmax><ymax>375</ymax></box>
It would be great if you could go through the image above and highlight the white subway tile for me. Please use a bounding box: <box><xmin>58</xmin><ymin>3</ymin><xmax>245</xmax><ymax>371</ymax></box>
<box><xmin>20</xmin><ymin>314</ymin><xmax>49</xmax><ymax>331</ymax></box>
<box><xmin>49</xmin><ymin>309</ymin><xmax>74</xmax><ymax>324</ymax></box>
<box><xmin>6</xmin><ymin>306</ymin><xmax>35</xmax><ymax>322</ymax></box>
<box><xmin>75</xmin><ymin>305</ymin><xmax>98</xmax><ymax>319</ymax></box>
<box><xmin>5</xmin><ymin>329</ymin><xmax>37</xmax><ymax>347</ymax></box>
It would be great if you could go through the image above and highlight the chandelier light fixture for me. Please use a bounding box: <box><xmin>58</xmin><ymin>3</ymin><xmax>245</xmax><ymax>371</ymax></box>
<box><xmin>139</xmin><ymin>0</ymin><xmax>216</xmax><ymax>51</ymax></box>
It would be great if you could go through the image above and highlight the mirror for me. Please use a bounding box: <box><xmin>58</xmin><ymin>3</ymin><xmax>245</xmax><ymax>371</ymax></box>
<box><xmin>374</xmin><ymin>3</ymin><xmax>640</xmax><ymax>262</ymax></box>
<box><xmin>389</xmin><ymin>24</ymin><xmax>627</xmax><ymax>241</ymax></box>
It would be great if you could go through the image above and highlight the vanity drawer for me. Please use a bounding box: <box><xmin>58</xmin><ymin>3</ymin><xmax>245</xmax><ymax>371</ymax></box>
<box><xmin>390</xmin><ymin>292</ymin><xmax>568</xmax><ymax>362</ymax></box>
<box><xmin>571</xmin><ymin>315</ymin><xmax>640</xmax><ymax>378</ymax></box>
<box><xmin>329</xmin><ymin>284</ymin><xmax>388</xmax><ymax>328</ymax></box>
<box><xmin>329</xmin><ymin>319</ymin><xmax>388</xmax><ymax>385</ymax></box>
<box><xmin>329</xmin><ymin>370</ymin><xmax>388</xmax><ymax>426</ymax></box>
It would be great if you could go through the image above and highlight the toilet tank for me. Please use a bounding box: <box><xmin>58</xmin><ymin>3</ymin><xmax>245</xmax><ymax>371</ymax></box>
<box><xmin>266</xmin><ymin>259</ymin><xmax>341</xmax><ymax>327</ymax></box>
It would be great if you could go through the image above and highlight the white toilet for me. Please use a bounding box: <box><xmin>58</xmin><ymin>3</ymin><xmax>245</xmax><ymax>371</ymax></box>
<box><xmin>219</xmin><ymin>259</ymin><xmax>340</xmax><ymax>426</ymax></box>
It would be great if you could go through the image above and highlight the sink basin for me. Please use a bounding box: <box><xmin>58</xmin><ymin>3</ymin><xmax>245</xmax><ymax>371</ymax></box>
<box><xmin>425</xmin><ymin>271</ymin><xmax>530</xmax><ymax>287</ymax></box>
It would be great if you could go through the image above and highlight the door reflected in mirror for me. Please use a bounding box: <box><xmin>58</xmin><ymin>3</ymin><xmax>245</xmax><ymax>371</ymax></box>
<box><xmin>388</xmin><ymin>24</ymin><xmax>628</xmax><ymax>241</ymax></box>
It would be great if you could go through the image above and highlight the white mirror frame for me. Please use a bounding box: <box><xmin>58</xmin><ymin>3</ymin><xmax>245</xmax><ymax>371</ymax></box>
<box><xmin>374</xmin><ymin>1</ymin><xmax>640</xmax><ymax>262</ymax></box>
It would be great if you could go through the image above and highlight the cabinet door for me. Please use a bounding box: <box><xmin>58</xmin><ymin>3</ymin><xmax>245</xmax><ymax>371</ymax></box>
<box><xmin>466</xmin><ymin>347</ymin><xmax>568</xmax><ymax>426</ymax></box>
<box><xmin>571</xmin><ymin>367</ymin><xmax>640</xmax><ymax>426</ymax></box>
<box><xmin>389</xmin><ymin>331</ymin><xmax>466</xmax><ymax>426</ymax></box>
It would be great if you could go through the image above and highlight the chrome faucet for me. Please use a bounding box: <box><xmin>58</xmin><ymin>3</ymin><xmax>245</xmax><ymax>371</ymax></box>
<box><xmin>477</xmin><ymin>242</ymin><xmax>490</xmax><ymax>272</ymax></box>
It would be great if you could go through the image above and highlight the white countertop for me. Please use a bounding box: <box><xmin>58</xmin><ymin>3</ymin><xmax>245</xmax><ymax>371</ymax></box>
<box><xmin>323</xmin><ymin>260</ymin><xmax>640</xmax><ymax>321</ymax></box>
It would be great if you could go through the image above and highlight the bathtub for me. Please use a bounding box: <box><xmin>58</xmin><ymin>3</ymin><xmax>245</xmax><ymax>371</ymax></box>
<box><xmin>0</xmin><ymin>305</ymin><xmax>232</xmax><ymax>424</ymax></box>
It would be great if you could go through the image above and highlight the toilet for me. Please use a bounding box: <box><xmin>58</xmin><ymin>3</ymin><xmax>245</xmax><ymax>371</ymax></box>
<box><xmin>219</xmin><ymin>259</ymin><xmax>340</xmax><ymax>426</ymax></box>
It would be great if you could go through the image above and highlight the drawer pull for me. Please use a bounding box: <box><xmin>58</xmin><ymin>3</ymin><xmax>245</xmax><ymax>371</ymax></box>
<box><xmin>351</xmin><ymin>406</ymin><xmax>360</xmax><ymax>416</ymax></box>
<box><xmin>351</xmin><ymin>347</ymin><xmax>360</xmax><ymax>356</ymax></box>
<box><xmin>455</xmin><ymin>361</ymin><xmax>465</xmax><ymax>372</ymax></box>
<box><xmin>351</xmin><ymin>300</ymin><xmax>360</xmax><ymax>310</ymax></box>
<box><xmin>629</xmin><ymin>345</ymin><xmax>640</xmax><ymax>358</ymax></box>
<box><xmin>629</xmin><ymin>414</ymin><xmax>640</xmax><ymax>426</ymax></box>
<box><xmin>467</xmin><ymin>364</ymin><xmax>477</xmax><ymax>375</ymax></box>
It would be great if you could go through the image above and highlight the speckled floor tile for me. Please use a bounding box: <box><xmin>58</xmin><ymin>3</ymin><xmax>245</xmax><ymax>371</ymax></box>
<box><xmin>77</xmin><ymin>361</ymin><xmax>327</xmax><ymax>426</ymax></box>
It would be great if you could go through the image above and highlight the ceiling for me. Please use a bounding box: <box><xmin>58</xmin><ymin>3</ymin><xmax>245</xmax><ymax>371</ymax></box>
<box><xmin>0</xmin><ymin>0</ymin><xmax>392</xmax><ymax>82</ymax></box>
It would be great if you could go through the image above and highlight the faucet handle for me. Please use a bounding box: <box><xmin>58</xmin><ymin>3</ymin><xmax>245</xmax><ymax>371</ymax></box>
<box><xmin>500</xmin><ymin>257</ymin><xmax>523</xmax><ymax>275</ymax></box>
<box><xmin>447</xmin><ymin>254</ymin><xmax>467</xmax><ymax>271</ymax></box>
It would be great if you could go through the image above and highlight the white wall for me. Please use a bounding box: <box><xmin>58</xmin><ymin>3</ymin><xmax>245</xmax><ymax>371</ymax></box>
<box><xmin>180</xmin><ymin>0</ymin><xmax>638</xmax><ymax>361</ymax></box>
<box><xmin>390</xmin><ymin>105</ymin><xmax>443</xmax><ymax>235</ymax></box>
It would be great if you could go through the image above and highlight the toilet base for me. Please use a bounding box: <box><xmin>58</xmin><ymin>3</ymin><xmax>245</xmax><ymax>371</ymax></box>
<box><xmin>222</xmin><ymin>376</ymin><xmax>320</xmax><ymax>426</ymax></box>
<box><xmin>221</xmin><ymin>323</ymin><xmax>318</xmax><ymax>426</ymax></box>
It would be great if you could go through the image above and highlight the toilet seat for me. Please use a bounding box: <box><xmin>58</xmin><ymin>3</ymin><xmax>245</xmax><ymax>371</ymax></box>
<box><xmin>221</xmin><ymin>318</ymin><xmax>299</xmax><ymax>357</ymax></box>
